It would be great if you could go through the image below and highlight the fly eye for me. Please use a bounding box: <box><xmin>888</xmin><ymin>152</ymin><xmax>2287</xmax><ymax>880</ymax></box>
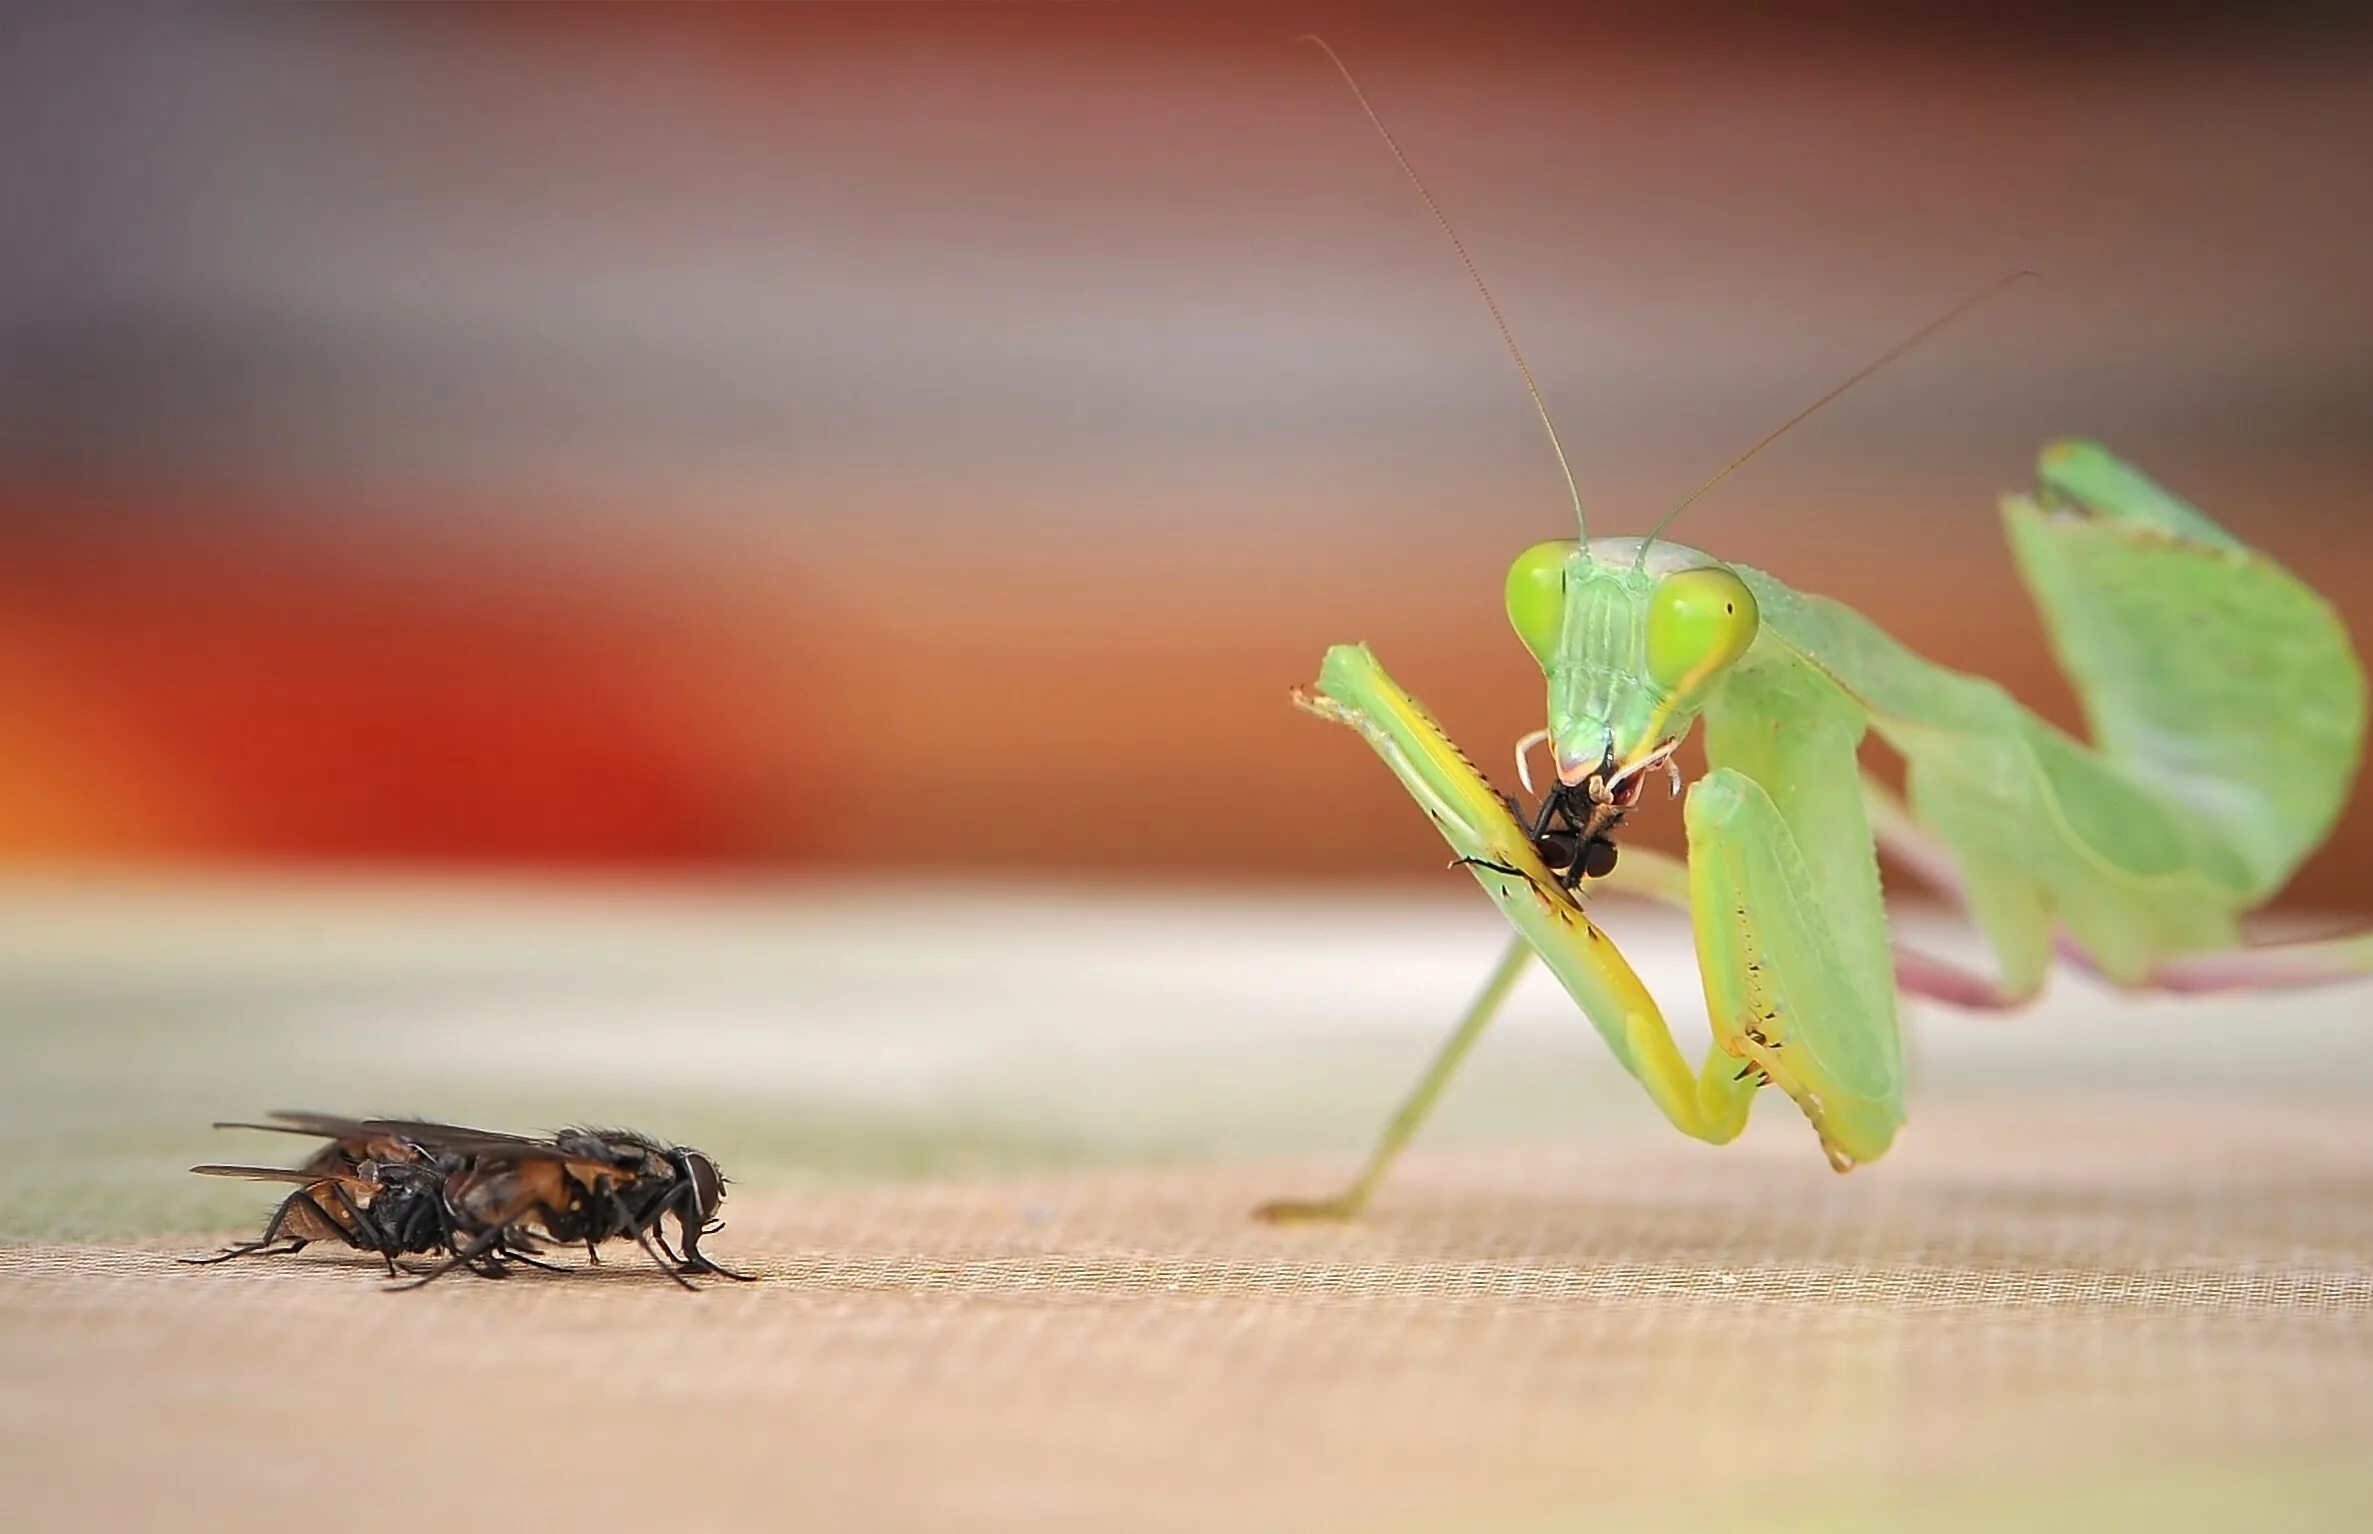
<box><xmin>1503</xmin><ymin>539</ymin><xmax>1578</xmax><ymax>668</ymax></box>
<box><xmin>1579</xmin><ymin>840</ymin><xmax>1619</xmax><ymax>880</ymax></box>
<box><xmin>1645</xmin><ymin>567</ymin><xmax>1758</xmax><ymax>691</ymax></box>
<box><xmin>685</xmin><ymin>1154</ymin><xmax>722</xmax><ymax>1216</ymax></box>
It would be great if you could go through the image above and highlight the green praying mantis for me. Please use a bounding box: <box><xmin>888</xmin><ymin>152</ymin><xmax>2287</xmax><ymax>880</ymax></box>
<box><xmin>1257</xmin><ymin>42</ymin><xmax>2372</xmax><ymax>1222</ymax></box>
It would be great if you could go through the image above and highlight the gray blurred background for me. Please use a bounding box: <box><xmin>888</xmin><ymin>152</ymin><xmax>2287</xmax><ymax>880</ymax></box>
<box><xmin>2</xmin><ymin>4</ymin><xmax>2368</xmax><ymax>900</ymax></box>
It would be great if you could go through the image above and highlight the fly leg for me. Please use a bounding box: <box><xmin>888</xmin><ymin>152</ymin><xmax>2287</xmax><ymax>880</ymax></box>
<box><xmin>394</xmin><ymin>1226</ymin><xmax>517</xmax><ymax>1289</ymax></box>
<box><xmin>679</xmin><ymin>1229</ymin><xmax>754</xmax><ymax>1282</ymax></box>
<box><xmin>182</xmin><ymin>1188</ymin><xmax>333</xmax><ymax>1265</ymax></box>
<box><xmin>392</xmin><ymin>1195</ymin><xmax>559</xmax><ymax>1289</ymax></box>
<box><xmin>600</xmin><ymin>1187</ymin><xmax>700</xmax><ymax>1291</ymax></box>
<box><xmin>182</xmin><ymin>1239</ymin><xmax>309</xmax><ymax>1265</ymax></box>
<box><xmin>318</xmin><ymin>1182</ymin><xmax>396</xmax><ymax>1277</ymax></box>
<box><xmin>666</xmin><ymin>1185</ymin><xmax>755</xmax><ymax>1280</ymax></box>
<box><xmin>481</xmin><ymin>1202</ymin><xmax>577</xmax><ymax>1277</ymax></box>
<box><xmin>495</xmin><ymin>1245</ymin><xmax>573</xmax><ymax>1275</ymax></box>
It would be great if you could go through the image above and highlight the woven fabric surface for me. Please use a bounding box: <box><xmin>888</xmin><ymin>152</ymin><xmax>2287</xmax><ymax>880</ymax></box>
<box><xmin>2</xmin><ymin>878</ymin><xmax>2370</xmax><ymax>1531</ymax></box>
<box><xmin>10</xmin><ymin>1107</ymin><xmax>2373</xmax><ymax>1533</ymax></box>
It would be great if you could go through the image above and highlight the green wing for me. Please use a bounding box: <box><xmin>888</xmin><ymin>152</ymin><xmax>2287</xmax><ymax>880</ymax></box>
<box><xmin>2012</xmin><ymin>441</ymin><xmax>2363</xmax><ymax>898</ymax></box>
<box><xmin>1731</xmin><ymin>441</ymin><xmax>2364</xmax><ymax>990</ymax></box>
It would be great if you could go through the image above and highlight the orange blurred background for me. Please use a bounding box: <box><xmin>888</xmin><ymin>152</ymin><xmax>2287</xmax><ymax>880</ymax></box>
<box><xmin>4</xmin><ymin>6</ymin><xmax>2370</xmax><ymax>902</ymax></box>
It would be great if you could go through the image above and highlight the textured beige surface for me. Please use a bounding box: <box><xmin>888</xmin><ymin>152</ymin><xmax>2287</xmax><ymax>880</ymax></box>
<box><xmin>7</xmin><ymin>1100</ymin><xmax>2372</xmax><ymax>1534</ymax></box>
<box><xmin>5</xmin><ymin>878</ymin><xmax>2372</xmax><ymax>1530</ymax></box>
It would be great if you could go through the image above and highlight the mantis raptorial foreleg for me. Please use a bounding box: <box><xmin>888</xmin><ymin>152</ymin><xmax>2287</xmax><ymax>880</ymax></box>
<box><xmin>1259</xmin><ymin>643</ymin><xmax>1908</xmax><ymax>1219</ymax></box>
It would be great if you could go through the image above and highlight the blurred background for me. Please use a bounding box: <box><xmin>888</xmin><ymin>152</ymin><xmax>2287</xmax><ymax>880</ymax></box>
<box><xmin>2</xmin><ymin>2</ymin><xmax>2369</xmax><ymax>898</ymax></box>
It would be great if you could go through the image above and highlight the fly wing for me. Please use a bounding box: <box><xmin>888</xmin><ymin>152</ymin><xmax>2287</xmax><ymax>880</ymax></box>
<box><xmin>215</xmin><ymin>1110</ymin><xmax>430</xmax><ymax>1147</ymax></box>
<box><xmin>189</xmin><ymin>1163</ymin><xmax>374</xmax><ymax>1192</ymax></box>
<box><xmin>350</xmin><ymin>1117</ymin><xmax>544</xmax><ymax>1150</ymax></box>
<box><xmin>211</xmin><ymin>1115</ymin><xmax>366</xmax><ymax>1138</ymax></box>
<box><xmin>235</xmin><ymin>1112</ymin><xmax>557</xmax><ymax>1164</ymax></box>
<box><xmin>266</xmin><ymin>1111</ymin><xmax>509</xmax><ymax>1141</ymax></box>
<box><xmin>361</xmin><ymin>1121</ymin><xmax>635</xmax><ymax>1181</ymax></box>
<box><xmin>214</xmin><ymin>1112</ymin><xmax>432</xmax><ymax>1166</ymax></box>
<box><xmin>467</xmin><ymin>1143</ymin><xmax>631</xmax><ymax>1181</ymax></box>
<box><xmin>240</xmin><ymin>1115</ymin><xmax>645</xmax><ymax>1184</ymax></box>
<box><xmin>552</xmin><ymin>1128</ymin><xmax>672</xmax><ymax>1176</ymax></box>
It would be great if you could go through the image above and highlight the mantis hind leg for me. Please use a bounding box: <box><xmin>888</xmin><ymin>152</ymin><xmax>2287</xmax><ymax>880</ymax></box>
<box><xmin>1254</xmin><ymin>933</ymin><xmax>1533</xmax><ymax>1223</ymax></box>
<box><xmin>1859</xmin><ymin>774</ymin><xmax>2055</xmax><ymax>1010</ymax></box>
<box><xmin>2142</xmin><ymin>930</ymin><xmax>2373</xmax><ymax>991</ymax></box>
<box><xmin>1863</xmin><ymin>774</ymin><xmax>2373</xmax><ymax>1003</ymax></box>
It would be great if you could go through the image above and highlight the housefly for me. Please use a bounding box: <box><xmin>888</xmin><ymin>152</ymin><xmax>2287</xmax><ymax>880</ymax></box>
<box><xmin>188</xmin><ymin>1112</ymin><xmax>752</xmax><ymax>1289</ymax></box>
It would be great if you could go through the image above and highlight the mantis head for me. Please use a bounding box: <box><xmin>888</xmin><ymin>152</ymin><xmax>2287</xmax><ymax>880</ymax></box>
<box><xmin>1504</xmin><ymin>537</ymin><xmax>1759</xmax><ymax>801</ymax></box>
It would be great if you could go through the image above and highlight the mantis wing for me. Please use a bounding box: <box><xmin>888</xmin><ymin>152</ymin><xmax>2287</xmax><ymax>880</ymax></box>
<box><xmin>1735</xmin><ymin>440</ymin><xmax>2365</xmax><ymax>990</ymax></box>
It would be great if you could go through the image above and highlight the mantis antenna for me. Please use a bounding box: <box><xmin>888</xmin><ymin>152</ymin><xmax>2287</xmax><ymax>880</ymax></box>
<box><xmin>1634</xmin><ymin>268</ymin><xmax>2038</xmax><ymax>564</ymax></box>
<box><xmin>1302</xmin><ymin>35</ymin><xmax>1590</xmax><ymax>541</ymax></box>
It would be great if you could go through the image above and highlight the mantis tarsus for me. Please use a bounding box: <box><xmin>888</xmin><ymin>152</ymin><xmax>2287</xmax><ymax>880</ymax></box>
<box><xmin>1258</xmin><ymin>42</ymin><xmax>2371</xmax><ymax>1221</ymax></box>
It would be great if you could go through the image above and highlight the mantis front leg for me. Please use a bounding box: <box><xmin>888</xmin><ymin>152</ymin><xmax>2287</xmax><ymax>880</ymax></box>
<box><xmin>1261</xmin><ymin>645</ymin><xmax>1853</xmax><ymax>1218</ymax></box>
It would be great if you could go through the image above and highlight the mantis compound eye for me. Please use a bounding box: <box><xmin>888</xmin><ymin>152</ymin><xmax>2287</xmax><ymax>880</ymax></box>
<box><xmin>1504</xmin><ymin>539</ymin><xmax>1579</xmax><ymax>667</ymax></box>
<box><xmin>1645</xmin><ymin>567</ymin><xmax>1758</xmax><ymax>691</ymax></box>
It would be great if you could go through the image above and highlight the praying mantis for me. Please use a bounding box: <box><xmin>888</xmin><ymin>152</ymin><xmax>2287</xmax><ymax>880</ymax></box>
<box><xmin>1256</xmin><ymin>42</ymin><xmax>2371</xmax><ymax>1221</ymax></box>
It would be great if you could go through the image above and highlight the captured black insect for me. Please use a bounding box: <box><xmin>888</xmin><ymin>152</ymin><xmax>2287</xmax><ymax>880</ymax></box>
<box><xmin>188</xmin><ymin>1112</ymin><xmax>753</xmax><ymax>1290</ymax></box>
<box><xmin>1480</xmin><ymin>778</ymin><xmax>1624</xmax><ymax>890</ymax></box>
